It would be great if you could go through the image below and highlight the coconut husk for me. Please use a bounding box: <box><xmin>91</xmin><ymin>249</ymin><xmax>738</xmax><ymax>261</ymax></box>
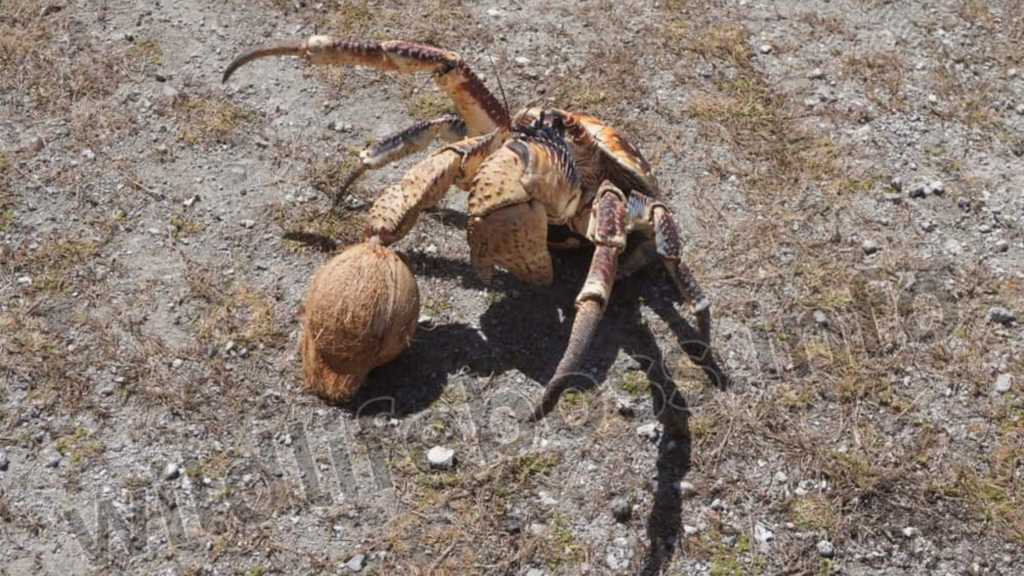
<box><xmin>301</xmin><ymin>242</ymin><xmax>419</xmax><ymax>403</ymax></box>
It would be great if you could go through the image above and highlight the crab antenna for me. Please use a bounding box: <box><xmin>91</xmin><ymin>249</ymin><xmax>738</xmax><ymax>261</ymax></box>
<box><xmin>488</xmin><ymin>55</ymin><xmax>511</xmax><ymax>124</ymax></box>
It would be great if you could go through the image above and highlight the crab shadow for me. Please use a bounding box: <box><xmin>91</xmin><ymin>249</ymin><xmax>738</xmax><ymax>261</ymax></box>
<box><xmin>346</xmin><ymin>243</ymin><xmax>726</xmax><ymax>572</ymax></box>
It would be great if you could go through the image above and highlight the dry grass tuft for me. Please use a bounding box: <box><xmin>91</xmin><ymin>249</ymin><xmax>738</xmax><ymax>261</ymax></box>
<box><xmin>174</xmin><ymin>94</ymin><xmax>258</xmax><ymax>145</ymax></box>
<box><xmin>0</xmin><ymin>0</ymin><xmax>121</xmax><ymax>113</ymax></box>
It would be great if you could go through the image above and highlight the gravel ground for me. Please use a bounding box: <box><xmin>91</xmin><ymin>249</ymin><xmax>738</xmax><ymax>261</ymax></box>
<box><xmin>1</xmin><ymin>0</ymin><xmax>1022</xmax><ymax>575</ymax></box>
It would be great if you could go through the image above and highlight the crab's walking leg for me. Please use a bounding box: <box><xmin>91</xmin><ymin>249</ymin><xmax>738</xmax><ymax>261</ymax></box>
<box><xmin>223</xmin><ymin>36</ymin><xmax>509</xmax><ymax>135</ymax></box>
<box><xmin>334</xmin><ymin>116</ymin><xmax>467</xmax><ymax>205</ymax></box>
<box><xmin>628</xmin><ymin>193</ymin><xmax>712</xmax><ymax>344</ymax></box>
<box><xmin>364</xmin><ymin>131</ymin><xmax>502</xmax><ymax>245</ymax></box>
<box><xmin>533</xmin><ymin>182</ymin><xmax>628</xmax><ymax>419</ymax></box>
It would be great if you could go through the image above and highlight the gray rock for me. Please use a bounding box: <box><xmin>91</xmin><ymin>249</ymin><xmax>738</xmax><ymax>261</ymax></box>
<box><xmin>605</xmin><ymin>547</ymin><xmax>631</xmax><ymax>570</ymax></box>
<box><xmin>183</xmin><ymin>195</ymin><xmax>200</xmax><ymax>207</ymax></box>
<box><xmin>346</xmin><ymin>553</ymin><xmax>365</xmax><ymax>572</ymax></box>
<box><xmin>0</xmin><ymin>452</ymin><xmax>8</xmax><ymax>471</ymax></box>
<box><xmin>958</xmin><ymin>197</ymin><xmax>971</xmax><ymax>210</ymax></box>
<box><xmin>759</xmin><ymin>44</ymin><xmax>773</xmax><ymax>54</ymax></box>
<box><xmin>995</xmin><ymin>374</ymin><xmax>1013</xmax><ymax>394</ymax></box>
<box><xmin>98</xmin><ymin>385</ymin><xmax>115</xmax><ymax>397</ymax></box>
<box><xmin>526</xmin><ymin>569</ymin><xmax>545</xmax><ymax>576</ymax></box>
<box><xmin>241</xmin><ymin>219</ymin><xmax>256</xmax><ymax>229</ymax></box>
<box><xmin>164</xmin><ymin>463</ymin><xmax>181</xmax><ymax>481</ymax></box>
<box><xmin>944</xmin><ymin>239</ymin><xmax>962</xmax><ymax>256</ymax></box>
<box><xmin>979</xmin><ymin>224</ymin><xmax>993</xmax><ymax>234</ymax></box>
<box><xmin>47</xmin><ymin>457</ymin><xmax>60</xmax><ymax>469</ymax></box>
<box><xmin>162</xmin><ymin>84</ymin><xmax>179</xmax><ymax>99</ymax></box>
<box><xmin>81</xmin><ymin>148</ymin><xmax>96</xmax><ymax>161</ymax></box>
<box><xmin>817</xmin><ymin>539</ymin><xmax>836</xmax><ymax>558</ymax></box>
<box><xmin>611</xmin><ymin>497</ymin><xmax>632</xmax><ymax>522</ymax></box>
<box><xmin>813</xmin><ymin>310</ymin><xmax>829</xmax><ymax>327</ymax></box>
<box><xmin>862</xmin><ymin>240</ymin><xmax>881</xmax><ymax>255</ymax></box>
<box><xmin>683</xmin><ymin>524</ymin><xmax>702</xmax><ymax>535</ymax></box>
<box><xmin>677</xmin><ymin>481</ymin><xmax>696</xmax><ymax>496</ymax></box>
<box><xmin>754</xmin><ymin>523</ymin><xmax>774</xmax><ymax>544</ymax></box>
<box><xmin>994</xmin><ymin>240</ymin><xmax>1009</xmax><ymax>253</ymax></box>
<box><xmin>883</xmin><ymin>193</ymin><xmax>903</xmax><ymax>204</ymax></box>
<box><xmin>909</xmin><ymin>183</ymin><xmax>928</xmax><ymax>198</ymax></box>
<box><xmin>636</xmin><ymin>423</ymin><xmax>660</xmax><ymax>441</ymax></box>
<box><xmin>774</xmin><ymin>471</ymin><xmax>789</xmax><ymax>483</ymax></box>
<box><xmin>928</xmin><ymin>180</ymin><xmax>945</xmax><ymax>196</ymax></box>
<box><xmin>890</xmin><ymin>177</ymin><xmax>903</xmax><ymax>191</ymax></box>
<box><xmin>989</xmin><ymin>307</ymin><xmax>1016</xmax><ymax>325</ymax></box>
<box><xmin>710</xmin><ymin>498</ymin><xmax>725</xmax><ymax>511</ymax></box>
<box><xmin>919</xmin><ymin>220</ymin><xmax>936</xmax><ymax>233</ymax></box>
<box><xmin>427</xmin><ymin>446</ymin><xmax>455</xmax><ymax>470</ymax></box>
<box><xmin>902</xmin><ymin>526</ymin><xmax>919</xmax><ymax>538</ymax></box>
<box><xmin>808</xmin><ymin>68</ymin><xmax>825</xmax><ymax>80</ymax></box>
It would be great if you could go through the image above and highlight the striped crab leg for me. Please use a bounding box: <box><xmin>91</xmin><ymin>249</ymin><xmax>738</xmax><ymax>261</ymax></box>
<box><xmin>223</xmin><ymin>36</ymin><xmax>509</xmax><ymax>135</ymax></box>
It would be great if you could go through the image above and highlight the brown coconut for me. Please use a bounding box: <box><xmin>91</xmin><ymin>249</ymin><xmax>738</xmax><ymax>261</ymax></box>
<box><xmin>301</xmin><ymin>242</ymin><xmax>419</xmax><ymax>403</ymax></box>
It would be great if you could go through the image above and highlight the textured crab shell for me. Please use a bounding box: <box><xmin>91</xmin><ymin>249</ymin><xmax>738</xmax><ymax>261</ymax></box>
<box><xmin>301</xmin><ymin>243</ymin><xmax>420</xmax><ymax>403</ymax></box>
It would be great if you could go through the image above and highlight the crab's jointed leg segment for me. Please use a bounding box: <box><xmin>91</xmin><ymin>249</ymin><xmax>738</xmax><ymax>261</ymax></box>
<box><xmin>533</xmin><ymin>182</ymin><xmax>628</xmax><ymax>418</ymax></box>
<box><xmin>363</xmin><ymin>131</ymin><xmax>503</xmax><ymax>245</ymax></box>
<box><xmin>223</xmin><ymin>36</ymin><xmax>509</xmax><ymax>135</ymax></box>
<box><xmin>334</xmin><ymin>116</ymin><xmax>467</xmax><ymax>204</ymax></box>
<box><xmin>654</xmin><ymin>206</ymin><xmax>711</xmax><ymax>342</ymax></box>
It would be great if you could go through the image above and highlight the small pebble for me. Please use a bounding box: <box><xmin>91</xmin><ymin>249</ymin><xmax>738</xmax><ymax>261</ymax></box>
<box><xmin>813</xmin><ymin>310</ymin><xmax>829</xmax><ymax>327</ymax></box>
<box><xmin>919</xmin><ymin>220</ymin><xmax>936</xmax><ymax>233</ymax></box>
<box><xmin>81</xmin><ymin>149</ymin><xmax>96</xmax><ymax>161</ymax></box>
<box><xmin>817</xmin><ymin>540</ymin><xmax>836</xmax><ymax>558</ymax></box>
<box><xmin>944</xmin><ymin>239</ymin><xmax>962</xmax><ymax>256</ymax></box>
<box><xmin>526</xmin><ymin>569</ymin><xmax>545</xmax><ymax>576</ymax></box>
<box><xmin>346</xmin><ymin>553</ymin><xmax>366</xmax><ymax>572</ymax></box>
<box><xmin>928</xmin><ymin>180</ymin><xmax>945</xmax><ymax>196</ymax></box>
<box><xmin>902</xmin><ymin>526</ymin><xmax>919</xmax><ymax>538</ymax></box>
<box><xmin>241</xmin><ymin>219</ymin><xmax>256</xmax><ymax>229</ymax></box>
<box><xmin>683</xmin><ymin>524</ymin><xmax>702</xmax><ymax>535</ymax></box>
<box><xmin>710</xmin><ymin>498</ymin><xmax>725</xmax><ymax>511</ymax></box>
<box><xmin>636</xmin><ymin>423</ymin><xmax>660</xmax><ymax>441</ymax></box>
<box><xmin>427</xmin><ymin>446</ymin><xmax>455</xmax><ymax>470</ymax></box>
<box><xmin>862</xmin><ymin>240</ymin><xmax>880</xmax><ymax>255</ymax></box>
<box><xmin>754</xmin><ymin>523</ymin><xmax>774</xmax><ymax>543</ymax></box>
<box><xmin>610</xmin><ymin>498</ymin><xmax>632</xmax><ymax>522</ymax></box>
<box><xmin>994</xmin><ymin>239</ymin><xmax>1009</xmax><ymax>253</ymax></box>
<box><xmin>759</xmin><ymin>44</ymin><xmax>773</xmax><ymax>54</ymax></box>
<box><xmin>808</xmin><ymin>68</ymin><xmax>825</xmax><ymax>80</ymax></box>
<box><xmin>678</xmin><ymin>481</ymin><xmax>696</xmax><ymax>496</ymax></box>
<box><xmin>909</xmin><ymin>183</ymin><xmax>928</xmax><ymax>198</ymax></box>
<box><xmin>978</xmin><ymin>224</ymin><xmax>993</xmax><ymax>234</ymax></box>
<box><xmin>883</xmin><ymin>193</ymin><xmax>903</xmax><ymax>204</ymax></box>
<box><xmin>774</xmin><ymin>471</ymin><xmax>789</xmax><ymax>483</ymax></box>
<box><xmin>890</xmin><ymin>177</ymin><xmax>903</xmax><ymax>191</ymax></box>
<box><xmin>0</xmin><ymin>453</ymin><xmax>8</xmax><ymax>471</ymax></box>
<box><xmin>164</xmin><ymin>463</ymin><xmax>181</xmax><ymax>481</ymax></box>
<box><xmin>17</xmin><ymin>276</ymin><xmax>32</xmax><ymax>286</ymax></box>
<box><xmin>171</xmin><ymin>358</ymin><xmax>183</xmax><ymax>369</ymax></box>
<box><xmin>995</xmin><ymin>374</ymin><xmax>1013</xmax><ymax>394</ymax></box>
<box><xmin>47</xmin><ymin>457</ymin><xmax>60</xmax><ymax>469</ymax></box>
<box><xmin>988</xmin><ymin>307</ymin><xmax>1016</xmax><ymax>325</ymax></box>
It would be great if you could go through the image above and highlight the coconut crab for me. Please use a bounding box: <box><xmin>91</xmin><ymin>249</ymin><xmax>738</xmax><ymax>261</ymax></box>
<box><xmin>223</xmin><ymin>36</ymin><xmax>713</xmax><ymax>417</ymax></box>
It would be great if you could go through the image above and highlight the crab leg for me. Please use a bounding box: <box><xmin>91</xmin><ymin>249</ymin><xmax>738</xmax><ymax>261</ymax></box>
<box><xmin>364</xmin><ymin>131</ymin><xmax>503</xmax><ymax>245</ymax></box>
<box><xmin>533</xmin><ymin>182</ymin><xmax>628</xmax><ymax>419</ymax></box>
<box><xmin>223</xmin><ymin>36</ymin><xmax>509</xmax><ymax>135</ymax></box>
<box><xmin>332</xmin><ymin>115</ymin><xmax>467</xmax><ymax>205</ymax></box>
<box><xmin>616</xmin><ymin>192</ymin><xmax>713</xmax><ymax>344</ymax></box>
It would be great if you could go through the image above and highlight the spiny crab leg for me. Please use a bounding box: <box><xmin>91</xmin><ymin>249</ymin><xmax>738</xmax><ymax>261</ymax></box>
<box><xmin>222</xmin><ymin>36</ymin><xmax>509</xmax><ymax>135</ymax></box>
<box><xmin>532</xmin><ymin>183</ymin><xmax>628</xmax><ymax>419</ymax></box>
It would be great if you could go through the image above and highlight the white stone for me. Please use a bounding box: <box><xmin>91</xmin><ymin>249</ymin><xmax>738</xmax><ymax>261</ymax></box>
<box><xmin>427</xmin><ymin>446</ymin><xmax>455</xmax><ymax>470</ymax></box>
